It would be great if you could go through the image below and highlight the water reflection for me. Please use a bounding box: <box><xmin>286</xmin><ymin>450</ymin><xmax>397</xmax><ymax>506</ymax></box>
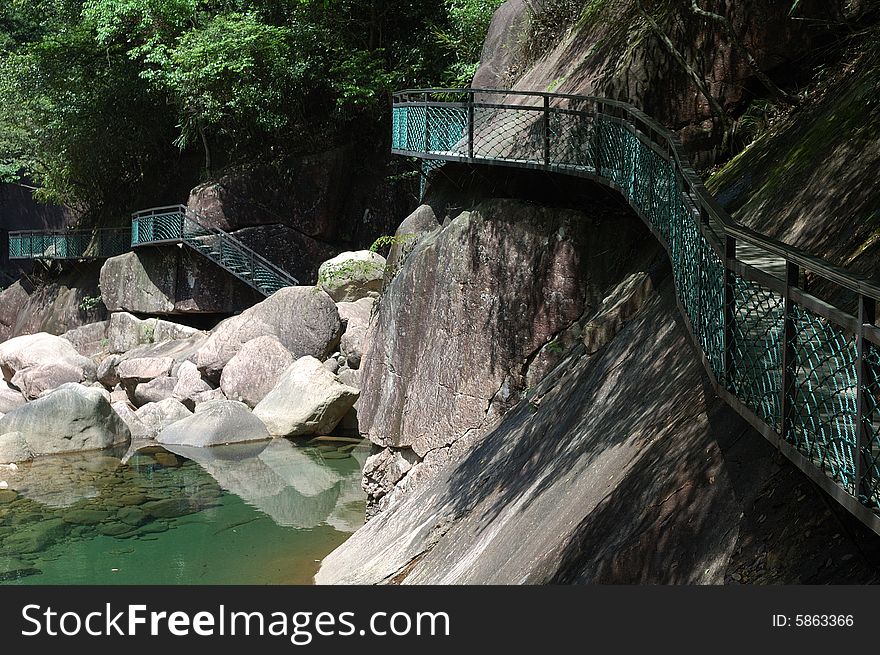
<box><xmin>0</xmin><ymin>437</ymin><xmax>366</xmax><ymax>584</ymax></box>
<box><xmin>163</xmin><ymin>439</ymin><xmax>365</xmax><ymax>530</ymax></box>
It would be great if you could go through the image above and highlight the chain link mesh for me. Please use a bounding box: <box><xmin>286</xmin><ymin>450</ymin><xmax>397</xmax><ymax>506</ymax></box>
<box><xmin>730</xmin><ymin>277</ymin><xmax>784</xmax><ymax>430</ymax></box>
<box><xmin>788</xmin><ymin>305</ymin><xmax>859</xmax><ymax>491</ymax></box>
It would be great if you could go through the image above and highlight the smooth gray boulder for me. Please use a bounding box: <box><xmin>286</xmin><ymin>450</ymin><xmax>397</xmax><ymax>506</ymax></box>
<box><xmin>134</xmin><ymin>399</ymin><xmax>193</xmax><ymax>438</ymax></box>
<box><xmin>40</xmin><ymin>382</ymin><xmax>110</xmax><ymax>403</ymax></box>
<box><xmin>133</xmin><ymin>376</ymin><xmax>178</xmax><ymax>407</ymax></box>
<box><xmin>156</xmin><ymin>400</ymin><xmax>270</xmax><ymax>447</ymax></box>
<box><xmin>101</xmin><ymin>252</ymin><xmax>177</xmax><ymax>315</ymax></box>
<box><xmin>172</xmin><ymin>360</ymin><xmax>213</xmax><ymax>407</ymax></box>
<box><xmin>337</xmin><ymin>297</ymin><xmax>375</xmax><ymax>370</ymax></box>
<box><xmin>253</xmin><ymin>356</ymin><xmax>359</xmax><ymax>437</ymax></box>
<box><xmin>112</xmin><ymin>401</ymin><xmax>152</xmax><ymax>440</ymax></box>
<box><xmin>194</xmin><ymin>286</ymin><xmax>342</xmax><ymax>377</ymax></box>
<box><xmin>0</xmin><ymin>332</ymin><xmax>97</xmax><ymax>399</ymax></box>
<box><xmin>0</xmin><ymin>385</ymin><xmax>130</xmax><ymax>455</ymax></box>
<box><xmin>318</xmin><ymin>250</ymin><xmax>386</xmax><ymax>302</ymax></box>
<box><xmin>0</xmin><ymin>382</ymin><xmax>26</xmax><ymax>414</ymax></box>
<box><xmin>0</xmin><ymin>431</ymin><xmax>34</xmax><ymax>463</ymax></box>
<box><xmin>219</xmin><ymin>336</ymin><xmax>295</xmax><ymax>408</ymax></box>
<box><xmin>117</xmin><ymin>356</ymin><xmax>174</xmax><ymax>383</ymax></box>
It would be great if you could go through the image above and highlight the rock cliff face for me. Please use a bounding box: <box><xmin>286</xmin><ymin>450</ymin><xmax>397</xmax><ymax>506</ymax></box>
<box><xmin>0</xmin><ymin>264</ymin><xmax>105</xmax><ymax>342</ymax></box>
<box><xmin>474</xmin><ymin>0</ymin><xmax>847</xmax><ymax>163</ymax></box>
<box><xmin>99</xmin><ymin>248</ymin><xmax>262</xmax><ymax>316</ymax></box>
<box><xmin>708</xmin><ymin>36</ymin><xmax>880</xmax><ymax>286</ymax></box>
<box><xmin>319</xmin><ymin>285</ymin><xmax>880</xmax><ymax>584</ymax></box>
<box><xmin>358</xmin><ymin>194</ymin><xmax>662</xmax><ymax>515</ymax></box>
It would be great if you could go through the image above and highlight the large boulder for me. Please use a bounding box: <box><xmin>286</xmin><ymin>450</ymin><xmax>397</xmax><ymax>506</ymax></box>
<box><xmin>100</xmin><ymin>249</ymin><xmax>260</xmax><ymax>316</ymax></box>
<box><xmin>111</xmin><ymin>401</ymin><xmax>152</xmax><ymax>440</ymax></box>
<box><xmin>156</xmin><ymin>400</ymin><xmax>270</xmax><ymax>447</ymax></box>
<box><xmin>0</xmin><ymin>431</ymin><xmax>33</xmax><ymax>464</ymax></box>
<box><xmin>219</xmin><ymin>336</ymin><xmax>296</xmax><ymax>408</ymax></box>
<box><xmin>107</xmin><ymin>312</ymin><xmax>154</xmax><ymax>354</ymax></box>
<box><xmin>116</xmin><ymin>357</ymin><xmax>174</xmax><ymax>383</ymax></box>
<box><xmin>134</xmin><ymin>399</ymin><xmax>193</xmax><ymax>439</ymax></box>
<box><xmin>61</xmin><ymin>321</ymin><xmax>110</xmax><ymax>357</ymax></box>
<box><xmin>0</xmin><ymin>383</ymin><xmax>26</xmax><ymax>414</ymax></box>
<box><xmin>132</xmin><ymin>376</ymin><xmax>178</xmax><ymax>407</ymax></box>
<box><xmin>356</xmin><ymin>197</ymin><xmax>661</xmax><ymax>513</ymax></box>
<box><xmin>117</xmin><ymin>334</ymin><xmax>207</xmax><ymax>377</ymax></box>
<box><xmin>107</xmin><ymin>312</ymin><xmax>206</xmax><ymax>355</ymax></box>
<box><xmin>0</xmin><ymin>333</ymin><xmax>96</xmax><ymax>399</ymax></box>
<box><xmin>172</xmin><ymin>361</ymin><xmax>214</xmax><ymax>408</ymax></box>
<box><xmin>337</xmin><ymin>298</ymin><xmax>375</xmax><ymax>370</ymax></box>
<box><xmin>253</xmin><ymin>356</ymin><xmax>359</xmax><ymax>437</ymax></box>
<box><xmin>195</xmin><ymin>286</ymin><xmax>342</xmax><ymax>377</ymax></box>
<box><xmin>317</xmin><ymin>251</ymin><xmax>386</xmax><ymax>302</ymax></box>
<box><xmin>0</xmin><ymin>384</ymin><xmax>130</xmax><ymax>455</ymax></box>
<box><xmin>100</xmin><ymin>251</ymin><xmax>177</xmax><ymax>314</ymax></box>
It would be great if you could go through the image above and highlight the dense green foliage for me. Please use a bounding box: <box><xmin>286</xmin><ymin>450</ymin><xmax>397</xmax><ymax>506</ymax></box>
<box><xmin>0</xmin><ymin>0</ymin><xmax>503</xmax><ymax>216</ymax></box>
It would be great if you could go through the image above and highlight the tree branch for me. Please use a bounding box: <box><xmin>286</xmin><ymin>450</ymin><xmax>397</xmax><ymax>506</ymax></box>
<box><xmin>690</xmin><ymin>0</ymin><xmax>799</xmax><ymax>105</ymax></box>
<box><xmin>636</xmin><ymin>1</ymin><xmax>731</xmax><ymax>152</ymax></box>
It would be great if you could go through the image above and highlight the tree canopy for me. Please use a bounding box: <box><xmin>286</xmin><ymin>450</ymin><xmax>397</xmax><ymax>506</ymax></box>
<box><xmin>0</xmin><ymin>0</ymin><xmax>504</xmax><ymax>216</ymax></box>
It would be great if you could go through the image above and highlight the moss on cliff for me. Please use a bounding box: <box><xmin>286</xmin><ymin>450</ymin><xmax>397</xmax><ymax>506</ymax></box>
<box><xmin>707</xmin><ymin>31</ymin><xmax>880</xmax><ymax>272</ymax></box>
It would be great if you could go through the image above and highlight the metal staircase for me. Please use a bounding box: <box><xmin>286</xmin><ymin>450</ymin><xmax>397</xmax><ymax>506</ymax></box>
<box><xmin>131</xmin><ymin>205</ymin><xmax>299</xmax><ymax>295</ymax></box>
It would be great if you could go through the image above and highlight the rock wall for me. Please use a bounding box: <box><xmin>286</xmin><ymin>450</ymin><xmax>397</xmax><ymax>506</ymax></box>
<box><xmin>0</xmin><ymin>264</ymin><xmax>106</xmax><ymax>342</ymax></box>
<box><xmin>708</xmin><ymin>35</ymin><xmax>880</xmax><ymax>291</ymax></box>
<box><xmin>358</xmin><ymin>194</ymin><xmax>662</xmax><ymax>515</ymax></box>
<box><xmin>476</xmin><ymin>0</ymin><xmax>846</xmax><ymax>163</ymax></box>
<box><xmin>319</xmin><ymin>286</ymin><xmax>880</xmax><ymax>584</ymax></box>
<box><xmin>99</xmin><ymin>248</ymin><xmax>262</xmax><ymax>316</ymax></box>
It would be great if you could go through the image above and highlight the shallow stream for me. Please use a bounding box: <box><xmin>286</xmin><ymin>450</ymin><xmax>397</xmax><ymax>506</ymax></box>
<box><xmin>0</xmin><ymin>438</ymin><xmax>366</xmax><ymax>584</ymax></box>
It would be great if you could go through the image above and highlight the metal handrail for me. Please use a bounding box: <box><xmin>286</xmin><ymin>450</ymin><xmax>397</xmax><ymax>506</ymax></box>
<box><xmin>131</xmin><ymin>204</ymin><xmax>299</xmax><ymax>292</ymax></box>
<box><xmin>393</xmin><ymin>88</ymin><xmax>880</xmax><ymax>299</ymax></box>
<box><xmin>8</xmin><ymin>226</ymin><xmax>131</xmax><ymax>260</ymax></box>
<box><xmin>392</xmin><ymin>87</ymin><xmax>880</xmax><ymax>535</ymax></box>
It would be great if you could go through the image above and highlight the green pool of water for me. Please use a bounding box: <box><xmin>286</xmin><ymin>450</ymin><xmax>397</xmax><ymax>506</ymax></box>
<box><xmin>0</xmin><ymin>438</ymin><xmax>366</xmax><ymax>584</ymax></box>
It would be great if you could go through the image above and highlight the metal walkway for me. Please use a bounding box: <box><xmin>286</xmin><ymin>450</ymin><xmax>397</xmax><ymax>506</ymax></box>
<box><xmin>8</xmin><ymin>205</ymin><xmax>298</xmax><ymax>296</ymax></box>
<box><xmin>392</xmin><ymin>87</ymin><xmax>880</xmax><ymax>535</ymax></box>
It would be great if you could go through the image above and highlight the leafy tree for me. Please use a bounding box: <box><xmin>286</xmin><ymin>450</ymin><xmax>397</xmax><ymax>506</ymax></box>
<box><xmin>0</xmin><ymin>0</ymin><xmax>506</xmax><ymax>216</ymax></box>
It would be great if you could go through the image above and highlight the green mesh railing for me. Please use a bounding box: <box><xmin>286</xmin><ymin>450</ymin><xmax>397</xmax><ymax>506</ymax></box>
<box><xmin>131</xmin><ymin>205</ymin><xmax>299</xmax><ymax>296</ymax></box>
<box><xmin>393</xmin><ymin>87</ymin><xmax>880</xmax><ymax>533</ymax></box>
<box><xmin>8</xmin><ymin>228</ymin><xmax>131</xmax><ymax>260</ymax></box>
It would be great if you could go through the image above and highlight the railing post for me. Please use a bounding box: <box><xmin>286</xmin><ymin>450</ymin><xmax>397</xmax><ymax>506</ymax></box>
<box><xmin>467</xmin><ymin>91</ymin><xmax>475</xmax><ymax>160</ymax></box>
<box><xmin>543</xmin><ymin>95</ymin><xmax>551</xmax><ymax>166</ymax></box>
<box><xmin>780</xmin><ymin>261</ymin><xmax>800</xmax><ymax>441</ymax></box>
<box><xmin>423</xmin><ymin>92</ymin><xmax>430</xmax><ymax>153</ymax></box>
<box><xmin>594</xmin><ymin>102</ymin><xmax>602</xmax><ymax>177</ymax></box>
<box><xmin>856</xmin><ymin>294</ymin><xmax>876</xmax><ymax>501</ymax></box>
<box><xmin>723</xmin><ymin>235</ymin><xmax>737</xmax><ymax>391</ymax></box>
